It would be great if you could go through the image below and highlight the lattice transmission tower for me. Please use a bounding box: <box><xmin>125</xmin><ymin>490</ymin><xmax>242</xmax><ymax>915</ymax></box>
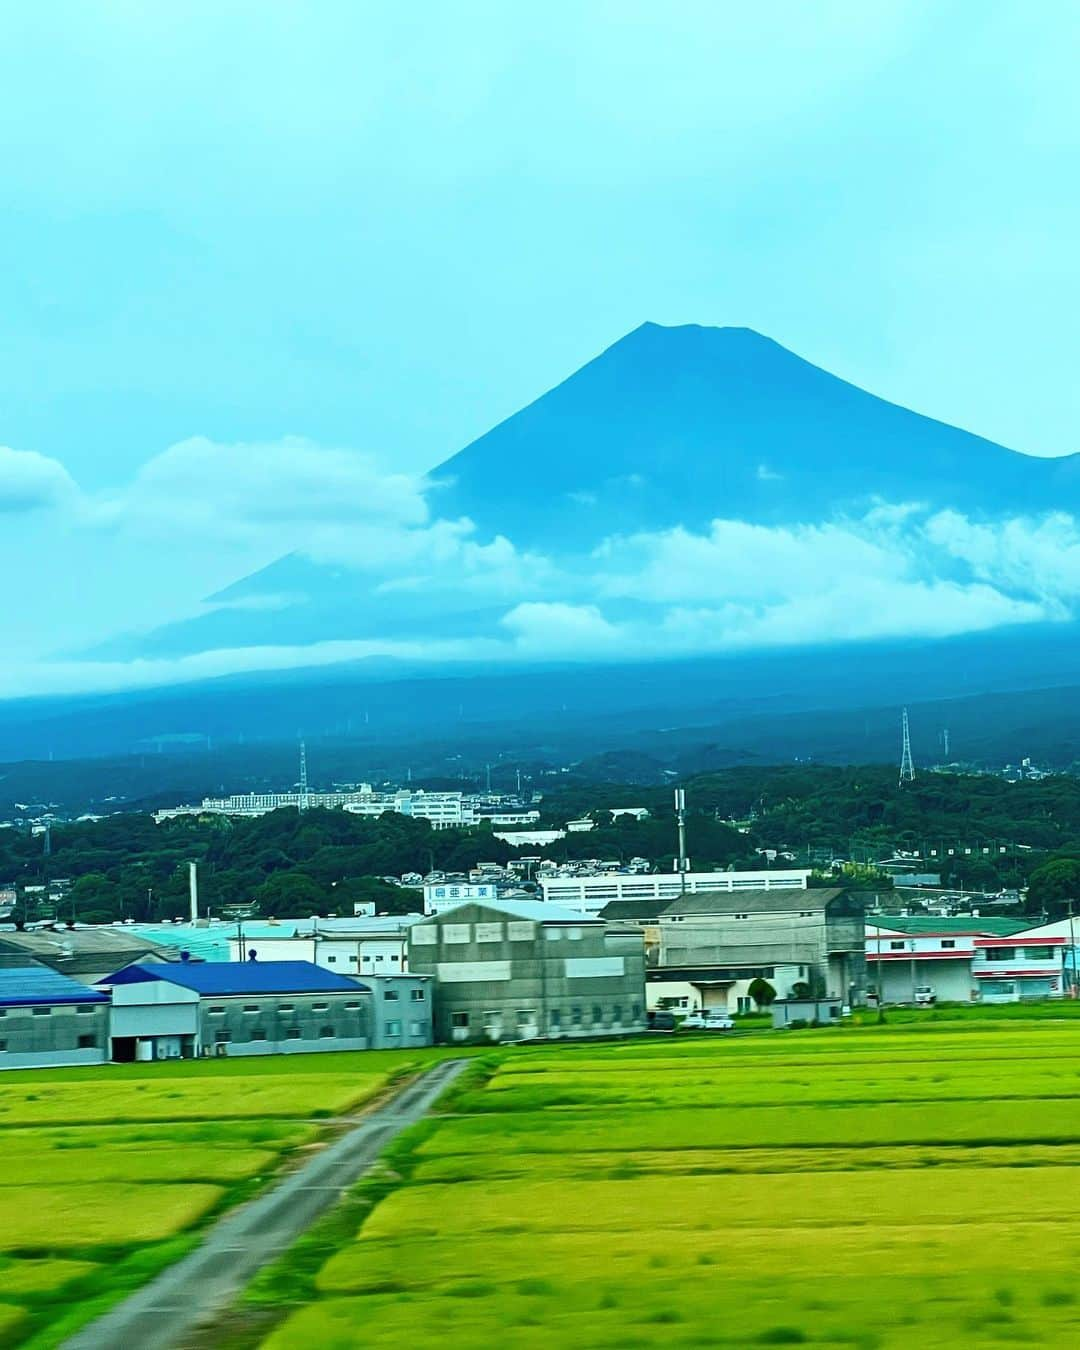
<box><xmin>299</xmin><ymin>739</ymin><xmax>310</xmax><ymax>811</ymax></box>
<box><xmin>899</xmin><ymin>708</ymin><xmax>915</xmax><ymax>786</ymax></box>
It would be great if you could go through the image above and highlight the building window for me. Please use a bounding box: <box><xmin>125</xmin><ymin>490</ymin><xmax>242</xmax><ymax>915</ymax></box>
<box><xmin>385</xmin><ymin>1020</ymin><xmax>402</xmax><ymax>1036</ymax></box>
<box><xmin>549</xmin><ymin>1010</ymin><xmax>561</xmax><ymax>1029</ymax></box>
<box><xmin>279</xmin><ymin>1004</ymin><xmax>295</xmax><ymax>1013</ymax></box>
<box><xmin>451</xmin><ymin>1012</ymin><xmax>470</xmax><ymax>1028</ymax></box>
<box><xmin>592</xmin><ymin>1005</ymin><xmax>603</xmax><ymax>1022</ymax></box>
<box><xmin>544</xmin><ymin>929</ymin><xmax>561</xmax><ymax>942</ymax></box>
<box><xmin>384</xmin><ymin>990</ymin><xmax>400</xmax><ymax>1001</ymax></box>
<box><xmin>632</xmin><ymin>1004</ymin><xmax>641</xmax><ymax>1020</ymax></box>
<box><xmin>251</xmin><ymin>1029</ymin><xmax>267</xmax><ymax>1040</ymax></box>
<box><xmin>208</xmin><ymin>1006</ymin><xmax>226</xmax><ymax>1015</ymax></box>
<box><xmin>214</xmin><ymin>1030</ymin><xmax>231</xmax><ymax>1044</ymax></box>
<box><xmin>516</xmin><ymin>1009</ymin><xmax>535</xmax><ymax>1026</ymax></box>
<box><xmin>734</xmin><ymin>914</ymin><xmax>749</xmax><ymax>920</ymax></box>
<box><xmin>319</xmin><ymin>1026</ymin><xmax>336</xmax><ymax>1039</ymax></box>
<box><xmin>941</xmin><ymin>940</ymin><xmax>956</xmax><ymax>950</ymax></box>
<box><xmin>612</xmin><ymin>1005</ymin><xmax>622</xmax><ymax>1022</ymax></box>
<box><xmin>345</xmin><ymin>1001</ymin><xmax>362</xmax><ymax>1011</ymax></box>
<box><xmin>327</xmin><ymin>955</ymin><xmax>338</xmax><ymax>963</ymax></box>
<box><xmin>889</xmin><ymin>941</ymin><xmax>905</xmax><ymax>951</ymax></box>
<box><xmin>567</xmin><ymin>928</ymin><xmax>583</xmax><ymax>941</ymax></box>
<box><xmin>32</xmin><ymin>1007</ymin><xmax>51</xmax><ymax>1017</ymax></box>
<box><xmin>410</xmin><ymin>1021</ymin><xmax>424</xmax><ymax>1036</ymax></box>
<box><xmin>799</xmin><ymin>911</ymin><xmax>813</xmax><ymax>918</ymax></box>
<box><xmin>243</xmin><ymin>1005</ymin><xmax>259</xmax><ymax>1014</ymax></box>
<box><xmin>0</xmin><ymin>1009</ymin><xmax>6</xmax><ymax>1017</ymax></box>
<box><xmin>986</xmin><ymin>948</ymin><xmax>1016</xmax><ymax>962</ymax></box>
<box><xmin>312</xmin><ymin>1002</ymin><xmax>329</xmax><ymax>1012</ymax></box>
<box><xmin>77</xmin><ymin>1034</ymin><xmax>97</xmax><ymax>1049</ymax></box>
<box><xmin>286</xmin><ymin>1027</ymin><xmax>302</xmax><ymax>1039</ymax></box>
<box><xmin>375</xmin><ymin>955</ymin><xmax>384</xmax><ymax>963</ymax></box>
<box><xmin>571</xmin><ymin>1007</ymin><xmax>582</xmax><ymax>1025</ymax></box>
<box><xmin>410</xmin><ymin>988</ymin><xmax>426</xmax><ymax>1001</ymax></box>
<box><xmin>76</xmin><ymin>1005</ymin><xmax>95</xmax><ymax>1014</ymax></box>
<box><xmin>1024</xmin><ymin>946</ymin><xmax>1055</xmax><ymax>960</ymax></box>
<box><xmin>349</xmin><ymin>955</ymin><xmax>358</xmax><ymax>963</ymax></box>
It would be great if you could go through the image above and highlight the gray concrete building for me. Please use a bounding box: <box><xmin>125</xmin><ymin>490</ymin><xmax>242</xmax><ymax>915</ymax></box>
<box><xmin>600</xmin><ymin>887</ymin><xmax>866</xmax><ymax>1013</ymax></box>
<box><xmin>100</xmin><ymin>959</ymin><xmax>431</xmax><ymax>1060</ymax></box>
<box><xmin>407</xmin><ymin>898</ymin><xmax>647</xmax><ymax>1044</ymax></box>
<box><xmin>0</xmin><ymin>966</ymin><xmax>109</xmax><ymax>1069</ymax></box>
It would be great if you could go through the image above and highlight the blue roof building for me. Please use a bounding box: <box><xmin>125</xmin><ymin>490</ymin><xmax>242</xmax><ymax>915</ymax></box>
<box><xmin>103</xmin><ymin>960</ymin><xmax>368</xmax><ymax>996</ymax></box>
<box><xmin>98</xmin><ymin>959</ymin><xmax>432</xmax><ymax>1062</ymax></box>
<box><xmin>0</xmin><ymin>966</ymin><xmax>109</xmax><ymax>1071</ymax></box>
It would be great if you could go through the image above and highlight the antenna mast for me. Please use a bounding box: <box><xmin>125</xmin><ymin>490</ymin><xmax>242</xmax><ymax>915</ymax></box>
<box><xmin>674</xmin><ymin>787</ymin><xmax>690</xmax><ymax>883</ymax></box>
<box><xmin>899</xmin><ymin>708</ymin><xmax>915</xmax><ymax>786</ymax></box>
<box><xmin>299</xmin><ymin>740</ymin><xmax>310</xmax><ymax>812</ymax></box>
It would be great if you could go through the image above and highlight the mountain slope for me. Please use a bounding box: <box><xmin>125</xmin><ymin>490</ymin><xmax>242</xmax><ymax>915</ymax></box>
<box><xmin>432</xmin><ymin>322</ymin><xmax>1077</xmax><ymax>546</ymax></box>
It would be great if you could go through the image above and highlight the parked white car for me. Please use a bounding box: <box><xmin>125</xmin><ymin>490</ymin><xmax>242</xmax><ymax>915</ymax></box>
<box><xmin>682</xmin><ymin>1011</ymin><xmax>735</xmax><ymax>1032</ymax></box>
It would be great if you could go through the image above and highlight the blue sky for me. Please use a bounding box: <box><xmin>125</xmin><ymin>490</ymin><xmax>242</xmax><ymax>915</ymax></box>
<box><xmin>3</xmin><ymin>2</ymin><xmax>1080</xmax><ymax>692</ymax></box>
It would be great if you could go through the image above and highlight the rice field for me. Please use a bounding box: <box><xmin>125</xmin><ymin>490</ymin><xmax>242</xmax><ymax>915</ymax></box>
<box><xmin>0</xmin><ymin>1048</ymin><xmax>444</xmax><ymax>1348</ymax></box>
<box><xmin>257</xmin><ymin>1024</ymin><xmax>1080</xmax><ymax>1349</ymax></box>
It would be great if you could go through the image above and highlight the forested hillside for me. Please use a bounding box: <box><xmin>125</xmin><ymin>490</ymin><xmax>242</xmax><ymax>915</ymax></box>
<box><xmin>4</xmin><ymin>766</ymin><xmax>1080</xmax><ymax>923</ymax></box>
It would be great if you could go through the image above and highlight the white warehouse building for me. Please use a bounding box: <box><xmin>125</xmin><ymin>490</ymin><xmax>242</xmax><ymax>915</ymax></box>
<box><xmin>540</xmin><ymin>869</ymin><xmax>810</xmax><ymax>917</ymax></box>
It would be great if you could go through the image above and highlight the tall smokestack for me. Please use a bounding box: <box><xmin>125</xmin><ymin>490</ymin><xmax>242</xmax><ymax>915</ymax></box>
<box><xmin>188</xmin><ymin>861</ymin><xmax>198</xmax><ymax>924</ymax></box>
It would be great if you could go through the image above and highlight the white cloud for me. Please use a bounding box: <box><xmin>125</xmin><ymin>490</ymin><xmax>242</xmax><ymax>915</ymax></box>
<box><xmin>0</xmin><ymin>446</ymin><xmax>78</xmax><ymax>513</ymax></box>
<box><xmin>6</xmin><ymin>427</ymin><xmax>1080</xmax><ymax>695</ymax></box>
<box><xmin>94</xmin><ymin>436</ymin><xmax>429</xmax><ymax>542</ymax></box>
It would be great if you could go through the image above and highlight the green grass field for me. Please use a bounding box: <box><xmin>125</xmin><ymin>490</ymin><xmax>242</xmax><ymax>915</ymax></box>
<box><xmin>250</xmin><ymin>1024</ymin><xmax>1080</xmax><ymax>1349</ymax></box>
<box><xmin>0</xmin><ymin>1047</ymin><xmax>448</xmax><ymax>1349</ymax></box>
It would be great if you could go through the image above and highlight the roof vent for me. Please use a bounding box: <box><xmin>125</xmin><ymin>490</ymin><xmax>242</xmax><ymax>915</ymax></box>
<box><xmin>180</xmin><ymin>949</ymin><xmax>191</xmax><ymax>962</ymax></box>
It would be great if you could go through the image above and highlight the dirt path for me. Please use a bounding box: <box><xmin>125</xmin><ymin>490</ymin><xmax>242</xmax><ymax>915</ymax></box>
<box><xmin>63</xmin><ymin>1058</ymin><xmax>468</xmax><ymax>1350</ymax></box>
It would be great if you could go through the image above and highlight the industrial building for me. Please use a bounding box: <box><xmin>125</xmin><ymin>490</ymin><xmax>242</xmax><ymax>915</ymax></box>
<box><xmin>866</xmin><ymin>916</ymin><xmax>1074</xmax><ymax>1004</ymax></box>
<box><xmin>407</xmin><ymin>898</ymin><xmax>647</xmax><ymax>1043</ymax></box>
<box><xmin>540</xmin><ymin>868</ymin><xmax>811</xmax><ymax>916</ymax></box>
<box><xmin>99</xmin><ymin>959</ymin><xmax>431</xmax><ymax>1060</ymax></box>
<box><xmin>600</xmin><ymin>887</ymin><xmax>866</xmax><ymax>1014</ymax></box>
<box><xmin>0</xmin><ymin>966</ymin><xmax>109</xmax><ymax>1070</ymax></box>
<box><xmin>0</xmin><ymin>926</ymin><xmax>180</xmax><ymax>983</ymax></box>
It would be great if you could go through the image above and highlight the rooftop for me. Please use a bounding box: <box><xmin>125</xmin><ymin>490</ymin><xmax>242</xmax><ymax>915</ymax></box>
<box><xmin>662</xmin><ymin>888</ymin><xmax>847</xmax><ymax>918</ymax></box>
<box><xmin>868</xmin><ymin>916</ymin><xmax>1030</xmax><ymax>937</ymax></box>
<box><xmin>101</xmin><ymin>960</ymin><xmax>370</xmax><ymax>997</ymax></box>
<box><xmin>0</xmin><ymin>965</ymin><xmax>108</xmax><ymax>1006</ymax></box>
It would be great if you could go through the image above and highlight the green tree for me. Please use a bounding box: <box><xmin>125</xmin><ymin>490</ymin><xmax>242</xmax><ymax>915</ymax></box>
<box><xmin>747</xmin><ymin>977</ymin><xmax>776</xmax><ymax>1008</ymax></box>
<box><xmin>1025</xmin><ymin>857</ymin><xmax>1080</xmax><ymax>917</ymax></box>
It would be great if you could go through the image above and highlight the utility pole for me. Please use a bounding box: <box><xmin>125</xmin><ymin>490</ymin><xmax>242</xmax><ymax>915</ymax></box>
<box><xmin>899</xmin><ymin>708</ymin><xmax>915</xmax><ymax>786</ymax></box>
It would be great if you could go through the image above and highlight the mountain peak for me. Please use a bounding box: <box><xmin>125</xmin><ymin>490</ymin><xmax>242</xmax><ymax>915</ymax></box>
<box><xmin>432</xmin><ymin>322</ymin><xmax>1066</xmax><ymax>547</ymax></box>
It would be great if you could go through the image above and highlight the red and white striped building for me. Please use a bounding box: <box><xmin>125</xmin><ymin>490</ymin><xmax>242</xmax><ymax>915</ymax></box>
<box><xmin>867</xmin><ymin>918</ymin><xmax>1076</xmax><ymax>1004</ymax></box>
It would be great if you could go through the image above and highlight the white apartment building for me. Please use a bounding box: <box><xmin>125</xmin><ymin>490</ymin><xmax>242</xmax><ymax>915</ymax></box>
<box><xmin>158</xmin><ymin>787</ymin><xmax>477</xmax><ymax>829</ymax></box>
<box><xmin>540</xmin><ymin>869</ymin><xmax>810</xmax><ymax>917</ymax></box>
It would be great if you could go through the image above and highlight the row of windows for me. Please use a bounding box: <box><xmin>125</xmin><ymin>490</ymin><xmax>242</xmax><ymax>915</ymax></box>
<box><xmin>207</xmin><ymin>1000</ymin><xmax>366</xmax><ymax>1015</ymax></box>
<box><xmin>212</xmin><ymin>1019</ymin><xmax>425</xmax><ymax>1043</ymax></box>
<box><xmin>0</xmin><ymin>1005</ymin><xmax>99</xmax><ymax>1017</ymax></box>
<box><xmin>324</xmin><ymin>953</ymin><xmax>402</xmax><ymax>964</ymax></box>
<box><xmin>983</xmin><ymin>946</ymin><xmax>1058</xmax><ymax>962</ymax></box>
<box><xmin>0</xmin><ymin>1034</ymin><xmax>98</xmax><ymax>1051</ymax></box>
<box><xmin>450</xmin><ymin>1004</ymin><xmax>643</xmax><ymax>1029</ymax></box>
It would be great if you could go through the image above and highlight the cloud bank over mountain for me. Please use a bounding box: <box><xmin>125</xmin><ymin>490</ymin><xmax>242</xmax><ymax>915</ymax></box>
<box><xmin>0</xmin><ymin>432</ymin><xmax>1075</xmax><ymax>698</ymax></box>
<box><xmin>4</xmin><ymin>324</ymin><xmax>1080</xmax><ymax>699</ymax></box>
